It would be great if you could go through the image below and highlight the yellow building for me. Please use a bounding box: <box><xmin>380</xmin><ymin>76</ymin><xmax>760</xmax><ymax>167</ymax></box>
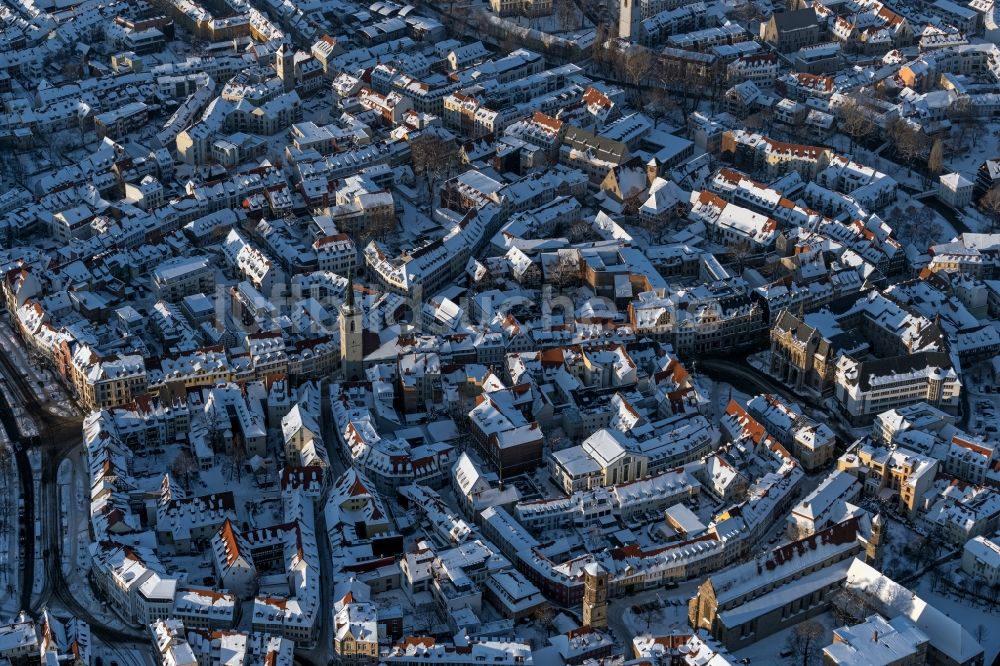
<box><xmin>334</xmin><ymin>602</ymin><xmax>379</xmax><ymax>664</ymax></box>
<box><xmin>837</xmin><ymin>443</ymin><xmax>938</xmax><ymax>518</ymax></box>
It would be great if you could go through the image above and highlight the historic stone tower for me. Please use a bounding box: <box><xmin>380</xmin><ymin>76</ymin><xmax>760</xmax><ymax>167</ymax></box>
<box><xmin>618</xmin><ymin>0</ymin><xmax>638</xmax><ymax>40</ymax></box>
<box><xmin>866</xmin><ymin>512</ymin><xmax>884</xmax><ymax>566</ymax></box>
<box><xmin>276</xmin><ymin>42</ymin><xmax>295</xmax><ymax>92</ymax></box>
<box><xmin>582</xmin><ymin>562</ymin><xmax>609</xmax><ymax>630</ymax></box>
<box><xmin>340</xmin><ymin>274</ymin><xmax>363</xmax><ymax>380</ymax></box>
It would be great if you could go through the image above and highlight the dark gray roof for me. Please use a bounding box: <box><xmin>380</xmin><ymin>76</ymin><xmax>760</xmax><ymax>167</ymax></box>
<box><xmin>774</xmin><ymin>309</ymin><xmax>839</xmax><ymax>358</ymax></box>
<box><xmin>772</xmin><ymin>8</ymin><xmax>820</xmax><ymax>32</ymax></box>
<box><xmin>981</xmin><ymin>159</ymin><xmax>1000</xmax><ymax>181</ymax></box>
<box><xmin>563</xmin><ymin>126</ymin><xmax>629</xmax><ymax>165</ymax></box>
<box><xmin>856</xmin><ymin>351</ymin><xmax>952</xmax><ymax>392</ymax></box>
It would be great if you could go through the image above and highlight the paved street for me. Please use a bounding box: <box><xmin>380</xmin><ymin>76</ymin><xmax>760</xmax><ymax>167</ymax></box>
<box><xmin>697</xmin><ymin>355</ymin><xmax>860</xmax><ymax>449</ymax></box>
<box><xmin>0</xmin><ymin>319</ymin><xmax>146</xmax><ymax>644</ymax></box>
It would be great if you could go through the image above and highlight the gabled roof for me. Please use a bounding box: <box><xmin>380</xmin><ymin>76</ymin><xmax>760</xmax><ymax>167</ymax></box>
<box><xmin>772</xmin><ymin>8</ymin><xmax>820</xmax><ymax>32</ymax></box>
<box><xmin>845</xmin><ymin>558</ymin><xmax>983</xmax><ymax>665</ymax></box>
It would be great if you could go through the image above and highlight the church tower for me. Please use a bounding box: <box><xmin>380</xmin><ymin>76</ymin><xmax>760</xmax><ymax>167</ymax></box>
<box><xmin>618</xmin><ymin>0</ymin><xmax>638</xmax><ymax>40</ymax></box>
<box><xmin>866</xmin><ymin>512</ymin><xmax>884</xmax><ymax>566</ymax></box>
<box><xmin>276</xmin><ymin>42</ymin><xmax>295</xmax><ymax>93</ymax></box>
<box><xmin>340</xmin><ymin>274</ymin><xmax>363</xmax><ymax>380</ymax></box>
<box><xmin>582</xmin><ymin>562</ymin><xmax>609</xmax><ymax>630</ymax></box>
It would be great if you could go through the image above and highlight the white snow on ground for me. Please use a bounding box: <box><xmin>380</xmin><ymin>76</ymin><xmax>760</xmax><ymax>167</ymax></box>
<box><xmin>914</xmin><ymin>571</ymin><xmax>1000</xmax><ymax>664</ymax></box>
<box><xmin>66</xmin><ymin>559</ymin><xmax>134</xmax><ymax>631</ymax></box>
<box><xmin>126</xmin><ymin>448</ymin><xmax>285</xmax><ymax>587</ymax></box>
<box><xmin>954</xmin><ymin>207</ymin><xmax>996</xmax><ymax>233</ymax></box>
<box><xmin>732</xmin><ymin>611</ymin><xmax>840</xmax><ymax>664</ymax></box>
<box><xmin>889</xmin><ymin>192</ymin><xmax>958</xmax><ymax>249</ymax></box>
<box><xmin>607</xmin><ymin>580</ymin><xmax>705</xmax><ymax>648</ymax></box>
<box><xmin>878</xmin><ymin>516</ymin><xmax>928</xmax><ymax>581</ymax></box>
<box><xmin>28</xmin><ymin>449</ymin><xmax>43</xmax><ymax>598</ymax></box>
<box><xmin>97</xmin><ymin>640</ymin><xmax>158</xmax><ymax>666</ymax></box>
<box><xmin>963</xmin><ymin>364</ymin><xmax>1000</xmax><ymax>439</ymax></box>
<box><xmin>823</xmin><ymin>134</ymin><xmax>926</xmax><ymax>189</ymax></box>
<box><xmin>54</xmin><ymin>443</ymin><xmax>134</xmax><ymax>631</ymax></box>
<box><xmin>621</xmin><ymin>596</ymin><xmax>692</xmax><ymax>637</ymax></box>
<box><xmin>73</xmin><ymin>472</ymin><xmax>90</xmax><ymax>575</ymax></box>
<box><xmin>0</xmin><ymin>425</ymin><xmax>19</xmax><ymax>617</ymax></box>
<box><xmin>58</xmin><ymin>458</ymin><xmax>78</xmax><ymax>578</ymax></box>
<box><xmin>943</xmin><ymin>123</ymin><xmax>1000</xmax><ymax>184</ymax></box>
<box><xmin>0</xmin><ymin>320</ymin><xmax>77</xmax><ymax>417</ymax></box>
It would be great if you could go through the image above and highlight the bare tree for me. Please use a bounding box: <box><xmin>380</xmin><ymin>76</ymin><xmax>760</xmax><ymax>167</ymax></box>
<box><xmin>732</xmin><ymin>0</ymin><xmax>767</xmax><ymax>24</ymax></box>
<box><xmin>728</xmin><ymin>237</ymin><xmax>756</xmax><ymax>273</ymax></box>
<box><xmin>231</xmin><ymin>434</ymin><xmax>245</xmax><ymax>482</ymax></box>
<box><xmin>621</xmin><ymin>46</ymin><xmax>653</xmax><ymax>101</ymax></box>
<box><xmin>622</xmin><ymin>189</ymin><xmax>646</xmax><ymax>217</ymax></box>
<box><xmin>171</xmin><ymin>449</ymin><xmax>197</xmax><ymax>488</ymax></box>
<box><xmin>896</xmin><ymin>204</ymin><xmax>942</xmax><ymax>248</ymax></box>
<box><xmin>61</xmin><ymin>60</ymin><xmax>83</xmax><ymax>81</ymax></box>
<box><xmin>410</xmin><ymin>132</ymin><xmax>460</xmax><ymax>202</ymax></box>
<box><xmin>634</xmin><ymin>211</ymin><xmax>670</xmax><ymax>243</ymax></box>
<box><xmin>888</xmin><ymin>119</ymin><xmax>927</xmax><ymax>175</ymax></box>
<box><xmin>839</xmin><ymin>97</ymin><xmax>875</xmax><ymax>152</ymax></box>
<box><xmin>947</xmin><ymin>97</ymin><xmax>979</xmax><ymax>147</ymax></box>
<box><xmin>784</xmin><ymin>620</ymin><xmax>825</xmax><ymax>666</ymax></box>
<box><xmin>642</xmin><ymin>604</ymin><xmax>657</xmax><ymax>630</ymax></box>
<box><xmin>914</xmin><ymin>525</ymin><xmax>948</xmax><ymax>568</ymax></box>
<box><xmin>2</xmin><ymin>152</ymin><xmax>26</xmax><ymax>189</ymax></box>
<box><xmin>592</xmin><ymin>23</ymin><xmax>610</xmax><ymax>73</ymax></box>
<box><xmin>644</xmin><ymin>86</ymin><xmax>677</xmax><ymax>129</ymax></box>
<box><xmin>533</xmin><ymin>605</ymin><xmax>556</xmax><ymax>636</ymax></box>
<box><xmin>927</xmin><ymin>138</ymin><xmax>944</xmax><ymax>176</ymax></box>
<box><xmin>980</xmin><ymin>184</ymin><xmax>1000</xmax><ymax>231</ymax></box>
<box><xmin>830</xmin><ymin>587</ymin><xmax>877</xmax><ymax>626</ymax></box>
<box><xmin>554</xmin><ymin>0</ymin><xmax>577</xmax><ymax>31</ymax></box>
<box><xmin>930</xmin><ymin>568</ymin><xmax>943</xmax><ymax>592</ymax></box>
<box><xmin>744</xmin><ymin>112</ymin><xmax>766</xmax><ymax>132</ymax></box>
<box><xmin>569</xmin><ymin>217</ymin><xmax>595</xmax><ymax>242</ymax></box>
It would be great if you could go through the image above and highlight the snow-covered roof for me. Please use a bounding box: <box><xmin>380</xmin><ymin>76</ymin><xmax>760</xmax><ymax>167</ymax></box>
<box><xmin>845</xmin><ymin>558</ymin><xmax>984</xmax><ymax>665</ymax></box>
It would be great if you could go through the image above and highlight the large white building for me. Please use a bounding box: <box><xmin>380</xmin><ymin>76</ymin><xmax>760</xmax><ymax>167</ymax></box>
<box><xmin>939</xmin><ymin>172</ymin><xmax>974</xmax><ymax>209</ymax></box>
<box><xmin>90</xmin><ymin>542</ymin><xmax>178</xmax><ymax>625</ymax></box>
<box><xmin>834</xmin><ymin>353</ymin><xmax>961</xmax><ymax>424</ymax></box>
<box><xmin>824</xmin><ymin>614</ymin><xmax>929</xmax><ymax>666</ymax></box>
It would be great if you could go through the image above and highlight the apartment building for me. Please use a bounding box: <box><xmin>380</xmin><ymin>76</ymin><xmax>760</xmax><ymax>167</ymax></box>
<box><xmin>961</xmin><ymin>533</ymin><xmax>1000</xmax><ymax>585</ymax></box>
<box><xmin>787</xmin><ymin>470</ymin><xmax>861</xmax><ymax>538</ymax></box>
<box><xmin>834</xmin><ymin>352</ymin><xmax>961</xmax><ymax>425</ymax></box>
<box><xmin>152</xmin><ymin>256</ymin><xmax>216</xmax><ymax>302</ymax></box>
<box><xmin>745</xmin><ymin>393</ymin><xmax>836</xmax><ymax>471</ymax></box>
<box><xmin>468</xmin><ymin>391</ymin><xmax>544</xmax><ymax>477</ymax></box>
<box><xmin>489</xmin><ymin>0</ymin><xmax>553</xmax><ymax>17</ymax></box>
<box><xmin>837</xmin><ymin>442</ymin><xmax>938</xmax><ymax>518</ymax></box>
<box><xmin>313</xmin><ymin>234</ymin><xmax>357</xmax><ymax>274</ymax></box>
<box><xmin>70</xmin><ymin>346</ymin><xmax>149</xmax><ymax>410</ymax></box>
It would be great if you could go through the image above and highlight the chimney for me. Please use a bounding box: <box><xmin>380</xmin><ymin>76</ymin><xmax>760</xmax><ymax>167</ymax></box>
<box><xmin>872</xmin><ymin>630</ymin><xmax>878</xmax><ymax>643</ymax></box>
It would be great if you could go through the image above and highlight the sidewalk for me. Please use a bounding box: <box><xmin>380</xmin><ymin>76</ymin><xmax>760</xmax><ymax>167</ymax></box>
<box><xmin>58</xmin><ymin>456</ymin><xmax>88</xmax><ymax>579</ymax></box>
<box><xmin>0</xmin><ymin>319</ymin><xmax>77</xmax><ymax>417</ymax></box>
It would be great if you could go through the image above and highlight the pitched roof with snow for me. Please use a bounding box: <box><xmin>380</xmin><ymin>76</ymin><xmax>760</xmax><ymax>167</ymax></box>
<box><xmin>845</xmin><ymin>558</ymin><xmax>983</xmax><ymax>665</ymax></box>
